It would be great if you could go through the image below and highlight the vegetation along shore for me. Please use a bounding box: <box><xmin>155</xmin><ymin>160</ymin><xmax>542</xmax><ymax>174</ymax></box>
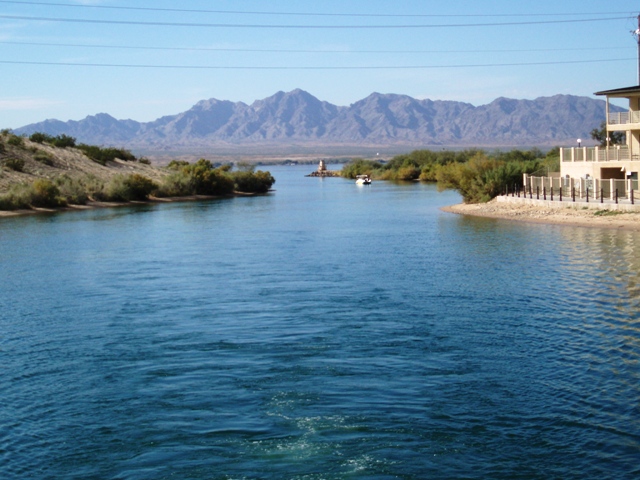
<box><xmin>341</xmin><ymin>147</ymin><xmax>639</xmax><ymax>229</ymax></box>
<box><xmin>4</xmin><ymin>128</ymin><xmax>638</xmax><ymax>230</ymax></box>
<box><xmin>0</xmin><ymin>130</ymin><xmax>275</xmax><ymax>217</ymax></box>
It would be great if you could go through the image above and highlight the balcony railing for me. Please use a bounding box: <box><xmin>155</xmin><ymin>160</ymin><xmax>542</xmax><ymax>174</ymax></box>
<box><xmin>608</xmin><ymin>110</ymin><xmax>640</xmax><ymax>125</ymax></box>
<box><xmin>522</xmin><ymin>175</ymin><xmax>639</xmax><ymax>203</ymax></box>
<box><xmin>560</xmin><ymin>145</ymin><xmax>633</xmax><ymax>162</ymax></box>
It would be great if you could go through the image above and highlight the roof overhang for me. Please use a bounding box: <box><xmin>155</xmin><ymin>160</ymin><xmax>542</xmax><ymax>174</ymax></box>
<box><xmin>594</xmin><ymin>85</ymin><xmax>640</xmax><ymax>97</ymax></box>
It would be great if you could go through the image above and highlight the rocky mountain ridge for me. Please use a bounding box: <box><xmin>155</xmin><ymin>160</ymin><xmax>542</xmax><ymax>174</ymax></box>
<box><xmin>15</xmin><ymin>89</ymin><xmax>618</xmax><ymax>151</ymax></box>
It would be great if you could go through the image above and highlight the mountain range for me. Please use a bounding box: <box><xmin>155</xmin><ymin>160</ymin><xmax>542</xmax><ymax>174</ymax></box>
<box><xmin>14</xmin><ymin>89</ymin><xmax>618</xmax><ymax>153</ymax></box>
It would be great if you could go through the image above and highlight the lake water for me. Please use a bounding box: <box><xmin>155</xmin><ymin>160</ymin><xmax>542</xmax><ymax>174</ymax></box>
<box><xmin>1</xmin><ymin>165</ymin><xmax>639</xmax><ymax>479</ymax></box>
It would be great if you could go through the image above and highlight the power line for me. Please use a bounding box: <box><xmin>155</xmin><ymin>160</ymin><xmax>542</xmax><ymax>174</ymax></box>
<box><xmin>0</xmin><ymin>1</ymin><xmax>634</xmax><ymax>19</ymax></box>
<box><xmin>0</xmin><ymin>13</ymin><xmax>631</xmax><ymax>29</ymax></box>
<box><xmin>0</xmin><ymin>58</ymin><xmax>633</xmax><ymax>70</ymax></box>
<box><xmin>0</xmin><ymin>40</ymin><xmax>633</xmax><ymax>55</ymax></box>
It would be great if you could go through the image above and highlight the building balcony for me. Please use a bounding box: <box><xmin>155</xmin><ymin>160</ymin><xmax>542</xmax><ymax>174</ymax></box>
<box><xmin>560</xmin><ymin>145</ymin><xmax>633</xmax><ymax>162</ymax></box>
<box><xmin>608</xmin><ymin>110</ymin><xmax>640</xmax><ymax>126</ymax></box>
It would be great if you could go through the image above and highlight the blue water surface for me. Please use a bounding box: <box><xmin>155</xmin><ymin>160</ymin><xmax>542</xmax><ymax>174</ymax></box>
<box><xmin>1</xmin><ymin>165</ymin><xmax>639</xmax><ymax>479</ymax></box>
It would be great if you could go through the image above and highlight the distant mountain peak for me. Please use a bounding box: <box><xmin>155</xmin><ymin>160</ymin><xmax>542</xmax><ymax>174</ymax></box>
<box><xmin>14</xmin><ymin>90</ymin><xmax>615</xmax><ymax>151</ymax></box>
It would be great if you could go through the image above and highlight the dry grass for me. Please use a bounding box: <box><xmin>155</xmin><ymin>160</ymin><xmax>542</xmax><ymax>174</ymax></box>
<box><xmin>0</xmin><ymin>133</ymin><xmax>169</xmax><ymax>193</ymax></box>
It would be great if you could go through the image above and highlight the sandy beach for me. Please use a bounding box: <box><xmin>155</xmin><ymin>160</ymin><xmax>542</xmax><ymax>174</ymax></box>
<box><xmin>442</xmin><ymin>198</ymin><xmax>640</xmax><ymax>230</ymax></box>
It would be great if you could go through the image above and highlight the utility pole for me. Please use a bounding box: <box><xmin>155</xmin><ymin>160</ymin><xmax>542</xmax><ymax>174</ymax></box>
<box><xmin>635</xmin><ymin>14</ymin><xmax>640</xmax><ymax>84</ymax></box>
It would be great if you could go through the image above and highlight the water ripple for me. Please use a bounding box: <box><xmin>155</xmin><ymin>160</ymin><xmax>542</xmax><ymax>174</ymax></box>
<box><xmin>1</xmin><ymin>168</ymin><xmax>640</xmax><ymax>478</ymax></box>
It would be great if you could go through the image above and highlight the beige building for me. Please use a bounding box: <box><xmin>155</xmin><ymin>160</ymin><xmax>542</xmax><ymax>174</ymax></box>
<box><xmin>560</xmin><ymin>85</ymin><xmax>640</xmax><ymax>186</ymax></box>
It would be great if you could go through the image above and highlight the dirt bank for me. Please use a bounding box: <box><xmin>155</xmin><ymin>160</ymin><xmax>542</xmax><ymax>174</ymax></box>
<box><xmin>442</xmin><ymin>199</ymin><xmax>640</xmax><ymax>230</ymax></box>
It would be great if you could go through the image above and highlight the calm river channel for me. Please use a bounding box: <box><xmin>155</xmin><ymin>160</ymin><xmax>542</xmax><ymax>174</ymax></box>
<box><xmin>1</xmin><ymin>165</ymin><xmax>639</xmax><ymax>479</ymax></box>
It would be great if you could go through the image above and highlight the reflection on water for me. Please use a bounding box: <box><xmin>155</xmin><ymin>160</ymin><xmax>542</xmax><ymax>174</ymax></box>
<box><xmin>1</xmin><ymin>166</ymin><xmax>639</xmax><ymax>479</ymax></box>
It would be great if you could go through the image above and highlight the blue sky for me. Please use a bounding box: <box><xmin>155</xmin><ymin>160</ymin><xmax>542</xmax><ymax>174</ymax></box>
<box><xmin>0</xmin><ymin>0</ymin><xmax>639</xmax><ymax>129</ymax></box>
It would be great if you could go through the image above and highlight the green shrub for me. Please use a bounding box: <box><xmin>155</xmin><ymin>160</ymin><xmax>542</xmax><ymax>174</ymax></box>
<box><xmin>7</xmin><ymin>135</ymin><xmax>24</xmax><ymax>147</ymax></box>
<box><xmin>167</xmin><ymin>160</ymin><xmax>191</xmax><ymax>170</ymax></box>
<box><xmin>436</xmin><ymin>152</ymin><xmax>540</xmax><ymax>203</ymax></box>
<box><xmin>155</xmin><ymin>171</ymin><xmax>193</xmax><ymax>197</ymax></box>
<box><xmin>594</xmin><ymin>209</ymin><xmax>624</xmax><ymax>216</ymax></box>
<box><xmin>419</xmin><ymin>163</ymin><xmax>443</xmax><ymax>182</ymax></box>
<box><xmin>394</xmin><ymin>165</ymin><xmax>421</xmax><ymax>181</ymax></box>
<box><xmin>0</xmin><ymin>141</ymin><xmax>5</xmax><ymax>153</ymax></box>
<box><xmin>78</xmin><ymin>144</ymin><xmax>136</xmax><ymax>165</ymax></box>
<box><xmin>28</xmin><ymin>132</ymin><xmax>76</xmax><ymax>148</ymax></box>
<box><xmin>0</xmin><ymin>196</ymin><xmax>15</xmax><ymax>210</ymax></box>
<box><xmin>34</xmin><ymin>151</ymin><xmax>54</xmax><ymax>166</ymax></box>
<box><xmin>30</xmin><ymin>179</ymin><xmax>66</xmax><ymax>208</ymax></box>
<box><xmin>0</xmin><ymin>185</ymin><xmax>31</xmax><ymax>210</ymax></box>
<box><xmin>4</xmin><ymin>157</ymin><xmax>25</xmax><ymax>172</ymax></box>
<box><xmin>29</xmin><ymin>132</ymin><xmax>54</xmax><ymax>144</ymax></box>
<box><xmin>0</xmin><ymin>179</ymin><xmax>65</xmax><ymax>210</ymax></box>
<box><xmin>138</xmin><ymin>157</ymin><xmax>151</xmax><ymax>165</ymax></box>
<box><xmin>341</xmin><ymin>159</ymin><xmax>385</xmax><ymax>179</ymax></box>
<box><xmin>51</xmin><ymin>134</ymin><xmax>76</xmax><ymax>148</ymax></box>
<box><xmin>54</xmin><ymin>175</ymin><xmax>90</xmax><ymax>205</ymax></box>
<box><xmin>231</xmin><ymin>169</ymin><xmax>275</xmax><ymax>193</ymax></box>
<box><xmin>178</xmin><ymin>159</ymin><xmax>234</xmax><ymax>196</ymax></box>
<box><xmin>101</xmin><ymin>173</ymin><xmax>157</xmax><ymax>201</ymax></box>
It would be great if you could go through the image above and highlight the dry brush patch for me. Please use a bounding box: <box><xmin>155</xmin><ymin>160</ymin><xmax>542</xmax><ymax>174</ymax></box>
<box><xmin>0</xmin><ymin>132</ymin><xmax>170</xmax><ymax>210</ymax></box>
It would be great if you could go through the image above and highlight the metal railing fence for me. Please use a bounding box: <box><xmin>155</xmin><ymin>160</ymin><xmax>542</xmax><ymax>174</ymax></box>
<box><xmin>516</xmin><ymin>175</ymin><xmax>639</xmax><ymax>205</ymax></box>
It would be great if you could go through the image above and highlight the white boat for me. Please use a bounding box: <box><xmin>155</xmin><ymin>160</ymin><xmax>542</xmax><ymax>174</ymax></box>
<box><xmin>355</xmin><ymin>175</ymin><xmax>372</xmax><ymax>185</ymax></box>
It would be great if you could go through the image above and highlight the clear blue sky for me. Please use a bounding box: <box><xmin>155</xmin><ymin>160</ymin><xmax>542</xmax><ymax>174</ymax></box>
<box><xmin>0</xmin><ymin>0</ymin><xmax>639</xmax><ymax>129</ymax></box>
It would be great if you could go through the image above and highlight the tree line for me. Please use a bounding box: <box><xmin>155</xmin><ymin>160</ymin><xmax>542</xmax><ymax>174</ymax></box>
<box><xmin>342</xmin><ymin>148</ymin><xmax>560</xmax><ymax>203</ymax></box>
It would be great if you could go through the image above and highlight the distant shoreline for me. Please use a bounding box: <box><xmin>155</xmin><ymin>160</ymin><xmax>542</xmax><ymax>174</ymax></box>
<box><xmin>442</xmin><ymin>199</ymin><xmax>640</xmax><ymax>230</ymax></box>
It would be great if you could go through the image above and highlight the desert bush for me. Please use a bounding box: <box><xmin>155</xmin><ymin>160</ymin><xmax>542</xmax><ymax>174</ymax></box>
<box><xmin>34</xmin><ymin>151</ymin><xmax>54</xmax><ymax>166</ymax></box>
<box><xmin>0</xmin><ymin>185</ymin><xmax>31</xmax><ymax>210</ymax></box>
<box><xmin>176</xmin><ymin>159</ymin><xmax>234</xmax><ymax>196</ymax></box>
<box><xmin>29</xmin><ymin>132</ymin><xmax>54</xmax><ymax>144</ymax></box>
<box><xmin>167</xmin><ymin>160</ymin><xmax>191</xmax><ymax>170</ymax></box>
<box><xmin>0</xmin><ymin>141</ymin><xmax>5</xmax><ymax>153</ymax></box>
<box><xmin>419</xmin><ymin>163</ymin><xmax>443</xmax><ymax>182</ymax></box>
<box><xmin>155</xmin><ymin>171</ymin><xmax>193</xmax><ymax>197</ymax></box>
<box><xmin>54</xmin><ymin>175</ymin><xmax>90</xmax><ymax>205</ymax></box>
<box><xmin>194</xmin><ymin>167</ymin><xmax>234</xmax><ymax>196</ymax></box>
<box><xmin>231</xmin><ymin>169</ymin><xmax>275</xmax><ymax>193</ymax></box>
<box><xmin>28</xmin><ymin>132</ymin><xmax>76</xmax><ymax>148</ymax></box>
<box><xmin>51</xmin><ymin>134</ymin><xmax>76</xmax><ymax>148</ymax></box>
<box><xmin>0</xmin><ymin>179</ymin><xmax>65</xmax><ymax>210</ymax></box>
<box><xmin>4</xmin><ymin>157</ymin><xmax>25</xmax><ymax>172</ymax></box>
<box><xmin>30</xmin><ymin>179</ymin><xmax>66</xmax><ymax>208</ymax></box>
<box><xmin>394</xmin><ymin>165</ymin><xmax>421</xmax><ymax>181</ymax></box>
<box><xmin>436</xmin><ymin>152</ymin><xmax>540</xmax><ymax>203</ymax></box>
<box><xmin>78</xmin><ymin>144</ymin><xmax>136</xmax><ymax>165</ymax></box>
<box><xmin>7</xmin><ymin>135</ymin><xmax>24</xmax><ymax>147</ymax></box>
<box><xmin>341</xmin><ymin>159</ymin><xmax>385</xmax><ymax>179</ymax></box>
<box><xmin>138</xmin><ymin>157</ymin><xmax>151</xmax><ymax>165</ymax></box>
<box><xmin>101</xmin><ymin>173</ymin><xmax>157</xmax><ymax>201</ymax></box>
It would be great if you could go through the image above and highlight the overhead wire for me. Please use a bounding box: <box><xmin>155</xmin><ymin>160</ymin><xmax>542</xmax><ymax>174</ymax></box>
<box><xmin>0</xmin><ymin>5</ymin><xmax>634</xmax><ymax>73</ymax></box>
<box><xmin>0</xmin><ymin>1</ymin><xmax>634</xmax><ymax>18</ymax></box>
<box><xmin>0</xmin><ymin>13</ymin><xmax>632</xmax><ymax>29</ymax></box>
<box><xmin>0</xmin><ymin>58</ymin><xmax>634</xmax><ymax>70</ymax></box>
<box><xmin>0</xmin><ymin>40</ymin><xmax>634</xmax><ymax>55</ymax></box>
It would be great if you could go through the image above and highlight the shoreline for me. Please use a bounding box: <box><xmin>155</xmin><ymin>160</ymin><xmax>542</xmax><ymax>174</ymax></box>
<box><xmin>0</xmin><ymin>192</ymin><xmax>264</xmax><ymax>219</ymax></box>
<box><xmin>442</xmin><ymin>199</ymin><xmax>640</xmax><ymax>230</ymax></box>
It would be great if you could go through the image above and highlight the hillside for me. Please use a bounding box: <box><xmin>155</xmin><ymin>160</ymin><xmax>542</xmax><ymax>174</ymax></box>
<box><xmin>0</xmin><ymin>132</ymin><xmax>166</xmax><ymax>193</ymax></box>
<box><xmin>13</xmin><ymin>90</ymin><xmax>618</xmax><ymax>153</ymax></box>
<box><xmin>0</xmin><ymin>131</ymin><xmax>275</xmax><ymax>214</ymax></box>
